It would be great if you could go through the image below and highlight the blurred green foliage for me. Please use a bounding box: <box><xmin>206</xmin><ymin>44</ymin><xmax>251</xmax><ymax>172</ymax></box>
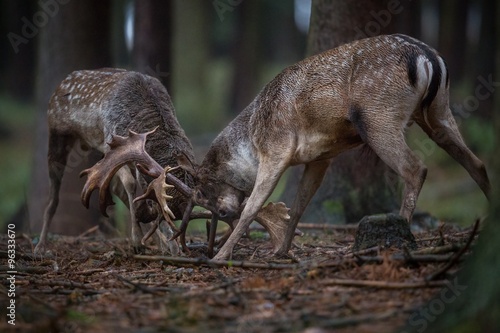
<box><xmin>0</xmin><ymin>94</ymin><xmax>34</xmax><ymax>229</ymax></box>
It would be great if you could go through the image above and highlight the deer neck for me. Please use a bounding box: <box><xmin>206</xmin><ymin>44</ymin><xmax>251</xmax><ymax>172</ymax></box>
<box><xmin>205</xmin><ymin>110</ymin><xmax>259</xmax><ymax>195</ymax></box>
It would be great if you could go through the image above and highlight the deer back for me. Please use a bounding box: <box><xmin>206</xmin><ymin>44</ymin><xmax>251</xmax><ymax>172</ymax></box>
<box><xmin>48</xmin><ymin>68</ymin><xmax>195</xmax><ymax>217</ymax></box>
<box><xmin>194</xmin><ymin>34</ymin><xmax>449</xmax><ymax>215</ymax></box>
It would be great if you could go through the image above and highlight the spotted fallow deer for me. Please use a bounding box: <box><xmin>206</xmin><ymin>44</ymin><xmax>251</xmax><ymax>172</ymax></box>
<box><xmin>178</xmin><ymin>34</ymin><xmax>491</xmax><ymax>260</ymax></box>
<box><xmin>34</xmin><ymin>68</ymin><xmax>195</xmax><ymax>254</ymax></box>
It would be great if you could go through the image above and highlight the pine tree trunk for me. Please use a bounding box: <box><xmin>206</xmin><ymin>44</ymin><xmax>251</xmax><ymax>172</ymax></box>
<box><xmin>133</xmin><ymin>0</ymin><xmax>173</xmax><ymax>91</ymax></box>
<box><xmin>230</xmin><ymin>0</ymin><xmax>261</xmax><ymax>115</ymax></box>
<box><xmin>29</xmin><ymin>0</ymin><xmax>112</xmax><ymax>235</ymax></box>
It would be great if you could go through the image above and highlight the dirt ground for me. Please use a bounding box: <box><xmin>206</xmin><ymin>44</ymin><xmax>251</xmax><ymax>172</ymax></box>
<box><xmin>1</xmin><ymin>220</ymin><xmax>477</xmax><ymax>333</ymax></box>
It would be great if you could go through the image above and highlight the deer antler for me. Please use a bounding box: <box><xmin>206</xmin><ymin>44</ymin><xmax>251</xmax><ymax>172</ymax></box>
<box><xmin>134</xmin><ymin>166</ymin><xmax>178</xmax><ymax>231</ymax></box>
<box><xmin>254</xmin><ymin>202</ymin><xmax>293</xmax><ymax>253</ymax></box>
<box><xmin>80</xmin><ymin>127</ymin><xmax>192</xmax><ymax>216</ymax></box>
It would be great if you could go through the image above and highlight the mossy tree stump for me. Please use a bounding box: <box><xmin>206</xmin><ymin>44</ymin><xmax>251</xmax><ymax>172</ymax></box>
<box><xmin>353</xmin><ymin>213</ymin><xmax>417</xmax><ymax>252</ymax></box>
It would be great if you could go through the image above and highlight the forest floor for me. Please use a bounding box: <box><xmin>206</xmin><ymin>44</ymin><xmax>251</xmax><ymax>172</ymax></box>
<box><xmin>0</xmin><ymin>220</ymin><xmax>479</xmax><ymax>333</ymax></box>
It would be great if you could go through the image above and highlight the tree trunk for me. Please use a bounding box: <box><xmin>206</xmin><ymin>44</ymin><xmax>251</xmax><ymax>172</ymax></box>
<box><xmin>394</xmin><ymin>0</ymin><xmax>421</xmax><ymax>39</ymax></box>
<box><xmin>229</xmin><ymin>0</ymin><xmax>261</xmax><ymax>114</ymax></box>
<box><xmin>473</xmin><ymin>0</ymin><xmax>496</xmax><ymax>119</ymax></box>
<box><xmin>133</xmin><ymin>0</ymin><xmax>173</xmax><ymax>91</ymax></box>
<box><xmin>29</xmin><ymin>1</ymin><xmax>112</xmax><ymax>235</ymax></box>
<box><xmin>111</xmin><ymin>0</ymin><xmax>130</xmax><ymax>68</ymax></box>
<box><xmin>438</xmin><ymin>0</ymin><xmax>468</xmax><ymax>84</ymax></box>
<box><xmin>281</xmin><ymin>0</ymin><xmax>400</xmax><ymax>224</ymax></box>
<box><xmin>1</xmin><ymin>0</ymin><xmax>36</xmax><ymax>100</ymax></box>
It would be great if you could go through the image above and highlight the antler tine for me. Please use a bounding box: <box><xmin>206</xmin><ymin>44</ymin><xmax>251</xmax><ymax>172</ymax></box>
<box><xmin>134</xmin><ymin>166</ymin><xmax>178</xmax><ymax>230</ymax></box>
<box><xmin>80</xmin><ymin>163</ymin><xmax>115</xmax><ymax>216</ymax></box>
<box><xmin>80</xmin><ymin>127</ymin><xmax>192</xmax><ymax>216</ymax></box>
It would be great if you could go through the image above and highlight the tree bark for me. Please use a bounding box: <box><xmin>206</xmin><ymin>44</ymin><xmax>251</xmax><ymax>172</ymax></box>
<box><xmin>229</xmin><ymin>0</ymin><xmax>261</xmax><ymax>114</ymax></box>
<box><xmin>133</xmin><ymin>0</ymin><xmax>173</xmax><ymax>91</ymax></box>
<box><xmin>29</xmin><ymin>1</ymin><xmax>112</xmax><ymax>235</ymax></box>
<box><xmin>438</xmin><ymin>0</ymin><xmax>468</xmax><ymax>84</ymax></box>
<box><xmin>281</xmin><ymin>0</ymin><xmax>400</xmax><ymax>224</ymax></box>
<box><xmin>473</xmin><ymin>0</ymin><xmax>496</xmax><ymax>119</ymax></box>
<box><xmin>1</xmin><ymin>0</ymin><xmax>36</xmax><ymax>100</ymax></box>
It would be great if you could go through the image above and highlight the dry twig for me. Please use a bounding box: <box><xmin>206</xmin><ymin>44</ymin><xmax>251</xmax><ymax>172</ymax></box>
<box><xmin>426</xmin><ymin>219</ymin><xmax>480</xmax><ymax>281</ymax></box>
<box><xmin>321</xmin><ymin>278</ymin><xmax>448</xmax><ymax>289</ymax></box>
<box><xmin>134</xmin><ymin>255</ymin><xmax>299</xmax><ymax>270</ymax></box>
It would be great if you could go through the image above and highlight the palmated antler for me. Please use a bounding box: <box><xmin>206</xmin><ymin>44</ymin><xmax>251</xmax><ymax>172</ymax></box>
<box><xmin>80</xmin><ymin>127</ymin><xmax>192</xmax><ymax>216</ymax></box>
<box><xmin>254</xmin><ymin>202</ymin><xmax>293</xmax><ymax>253</ymax></box>
<box><xmin>134</xmin><ymin>166</ymin><xmax>179</xmax><ymax>236</ymax></box>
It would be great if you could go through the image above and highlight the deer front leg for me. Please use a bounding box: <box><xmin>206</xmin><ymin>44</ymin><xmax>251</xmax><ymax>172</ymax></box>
<box><xmin>212</xmin><ymin>158</ymin><xmax>288</xmax><ymax>261</ymax></box>
<box><xmin>275</xmin><ymin>159</ymin><xmax>331</xmax><ymax>255</ymax></box>
<box><xmin>112</xmin><ymin>167</ymin><xmax>145</xmax><ymax>253</ymax></box>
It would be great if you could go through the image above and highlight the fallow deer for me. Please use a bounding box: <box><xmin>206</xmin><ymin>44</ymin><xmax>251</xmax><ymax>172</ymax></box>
<box><xmin>178</xmin><ymin>34</ymin><xmax>491</xmax><ymax>260</ymax></box>
<box><xmin>34</xmin><ymin>69</ymin><xmax>195</xmax><ymax>254</ymax></box>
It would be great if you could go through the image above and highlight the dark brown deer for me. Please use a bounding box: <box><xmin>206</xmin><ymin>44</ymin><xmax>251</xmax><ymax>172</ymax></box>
<box><xmin>34</xmin><ymin>69</ymin><xmax>194</xmax><ymax>254</ymax></box>
<box><xmin>178</xmin><ymin>34</ymin><xmax>491</xmax><ymax>260</ymax></box>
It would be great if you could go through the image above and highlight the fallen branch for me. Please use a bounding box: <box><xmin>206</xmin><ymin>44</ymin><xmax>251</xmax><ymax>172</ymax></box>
<box><xmin>74</xmin><ymin>268</ymin><xmax>106</xmax><ymax>275</ymax></box>
<box><xmin>113</xmin><ymin>273</ymin><xmax>160</xmax><ymax>294</ymax></box>
<box><xmin>321</xmin><ymin>309</ymin><xmax>397</xmax><ymax>328</ymax></box>
<box><xmin>76</xmin><ymin>225</ymin><xmax>100</xmax><ymax>239</ymax></box>
<box><xmin>0</xmin><ymin>265</ymin><xmax>51</xmax><ymax>274</ymax></box>
<box><xmin>29</xmin><ymin>288</ymin><xmax>105</xmax><ymax>295</ymax></box>
<box><xmin>297</xmin><ymin>222</ymin><xmax>359</xmax><ymax>230</ymax></box>
<box><xmin>411</xmin><ymin>243</ymin><xmax>464</xmax><ymax>255</ymax></box>
<box><xmin>29</xmin><ymin>278</ymin><xmax>96</xmax><ymax>289</ymax></box>
<box><xmin>321</xmin><ymin>278</ymin><xmax>448</xmax><ymax>289</ymax></box>
<box><xmin>426</xmin><ymin>219</ymin><xmax>480</xmax><ymax>281</ymax></box>
<box><xmin>134</xmin><ymin>255</ymin><xmax>299</xmax><ymax>270</ymax></box>
<box><xmin>356</xmin><ymin>253</ymin><xmax>454</xmax><ymax>264</ymax></box>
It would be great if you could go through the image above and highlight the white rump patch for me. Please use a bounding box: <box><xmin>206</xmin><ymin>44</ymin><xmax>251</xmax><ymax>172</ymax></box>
<box><xmin>416</xmin><ymin>55</ymin><xmax>433</xmax><ymax>94</ymax></box>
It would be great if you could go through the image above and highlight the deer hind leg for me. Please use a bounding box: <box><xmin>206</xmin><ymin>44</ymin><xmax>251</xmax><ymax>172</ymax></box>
<box><xmin>415</xmin><ymin>106</ymin><xmax>491</xmax><ymax>199</ymax></box>
<box><xmin>34</xmin><ymin>131</ymin><xmax>76</xmax><ymax>254</ymax></box>
<box><xmin>275</xmin><ymin>159</ymin><xmax>331</xmax><ymax>255</ymax></box>
<box><xmin>353</xmin><ymin>109</ymin><xmax>427</xmax><ymax>223</ymax></box>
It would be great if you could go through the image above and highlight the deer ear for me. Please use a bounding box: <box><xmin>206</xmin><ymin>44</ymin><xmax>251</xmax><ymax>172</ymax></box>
<box><xmin>176</xmin><ymin>152</ymin><xmax>197</xmax><ymax>176</ymax></box>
